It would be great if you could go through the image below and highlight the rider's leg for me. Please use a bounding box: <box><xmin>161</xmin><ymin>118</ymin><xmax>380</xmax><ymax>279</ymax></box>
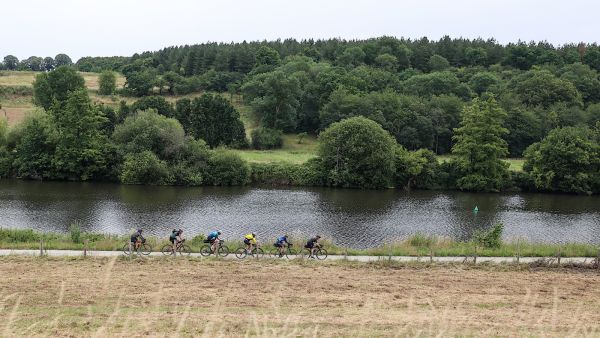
<box><xmin>172</xmin><ymin>240</ymin><xmax>177</xmax><ymax>255</ymax></box>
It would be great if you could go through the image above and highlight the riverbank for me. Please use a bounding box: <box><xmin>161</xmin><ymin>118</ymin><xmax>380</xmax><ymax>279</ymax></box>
<box><xmin>1</xmin><ymin>228</ymin><xmax>598</xmax><ymax>258</ymax></box>
<box><xmin>1</xmin><ymin>256</ymin><xmax>599</xmax><ymax>337</ymax></box>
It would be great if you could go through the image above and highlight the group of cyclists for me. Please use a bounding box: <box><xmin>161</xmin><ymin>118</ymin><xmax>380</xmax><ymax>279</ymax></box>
<box><xmin>128</xmin><ymin>228</ymin><xmax>324</xmax><ymax>258</ymax></box>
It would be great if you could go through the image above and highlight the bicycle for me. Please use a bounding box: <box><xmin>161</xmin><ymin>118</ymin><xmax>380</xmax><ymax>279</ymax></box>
<box><xmin>269</xmin><ymin>244</ymin><xmax>296</xmax><ymax>259</ymax></box>
<box><xmin>235</xmin><ymin>245</ymin><xmax>265</xmax><ymax>259</ymax></box>
<box><xmin>200</xmin><ymin>239</ymin><xmax>230</xmax><ymax>257</ymax></box>
<box><xmin>299</xmin><ymin>246</ymin><xmax>328</xmax><ymax>260</ymax></box>
<box><xmin>122</xmin><ymin>240</ymin><xmax>152</xmax><ymax>256</ymax></box>
<box><xmin>161</xmin><ymin>239</ymin><xmax>191</xmax><ymax>256</ymax></box>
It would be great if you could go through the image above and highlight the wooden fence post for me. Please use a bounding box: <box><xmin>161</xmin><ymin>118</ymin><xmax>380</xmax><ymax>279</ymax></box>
<box><xmin>596</xmin><ymin>248</ymin><xmax>600</xmax><ymax>270</ymax></box>
<box><xmin>516</xmin><ymin>238</ymin><xmax>521</xmax><ymax>264</ymax></box>
<box><xmin>474</xmin><ymin>245</ymin><xmax>478</xmax><ymax>264</ymax></box>
<box><xmin>344</xmin><ymin>247</ymin><xmax>348</xmax><ymax>260</ymax></box>
<box><xmin>84</xmin><ymin>239</ymin><xmax>89</xmax><ymax>257</ymax></box>
<box><xmin>557</xmin><ymin>247</ymin><xmax>561</xmax><ymax>266</ymax></box>
<box><xmin>429</xmin><ymin>247</ymin><xmax>434</xmax><ymax>263</ymax></box>
<box><xmin>39</xmin><ymin>239</ymin><xmax>43</xmax><ymax>256</ymax></box>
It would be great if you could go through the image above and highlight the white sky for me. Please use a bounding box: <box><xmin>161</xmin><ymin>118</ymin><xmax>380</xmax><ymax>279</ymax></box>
<box><xmin>1</xmin><ymin>0</ymin><xmax>598</xmax><ymax>61</ymax></box>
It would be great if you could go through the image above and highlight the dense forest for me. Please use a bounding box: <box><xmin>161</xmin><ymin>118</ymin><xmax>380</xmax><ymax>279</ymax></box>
<box><xmin>1</xmin><ymin>36</ymin><xmax>599</xmax><ymax>194</ymax></box>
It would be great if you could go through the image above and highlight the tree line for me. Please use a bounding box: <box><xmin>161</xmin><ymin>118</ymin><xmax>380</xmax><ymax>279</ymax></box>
<box><xmin>1</xmin><ymin>36</ymin><xmax>599</xmax><ymax>194</ymax></box>
<box><xmin>0</xmin><ymin>66</ymin><xmax>597</xmax><ymax>194</ymax></box>
<box><xmin>1</xmin><ymin>54</ymin><xmax>73</xmax><ymax>71</ymax></box>
<box><xmin>12</xmin><ymin>36</ymin><xmax>593</xmax><ymax>158</ymax></box>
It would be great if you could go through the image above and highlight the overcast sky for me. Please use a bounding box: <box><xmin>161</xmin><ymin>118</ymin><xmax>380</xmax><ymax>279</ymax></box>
<box><xmin>1</xmin><ymin>0</ymin><xmax>598</xmax><ymax>61</ymax></box>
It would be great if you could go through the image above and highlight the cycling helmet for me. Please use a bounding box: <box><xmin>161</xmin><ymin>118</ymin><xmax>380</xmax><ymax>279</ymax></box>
<box><xmin>137</xmin><ymin>228</ymin><xmax>143</xmax><ymax>233</ymax></box>
<box><xmin>217</xmin><ymin>230</ymin><xmax>222</xmax><ymax>235</ymax></box>
<box><xmin>252</xmin><ymin>233</ymin><xmax>256</xmax><ymax>237</ymax></box>
<box><xmin>316</xmin><ymin>235</ymin><xmax>321</xmax><ymax>239</ymax></box>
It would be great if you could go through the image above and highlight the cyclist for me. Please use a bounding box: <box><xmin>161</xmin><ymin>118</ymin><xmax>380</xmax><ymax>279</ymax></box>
<box><xmin>170</xmin><ymin>229</ymin><xmax>184</xmax><ymax>254</ymax></box>
<box><xmin>305</xmin><ymin>235</ymin><xmax>321</xmax><ymax>258</ymax></box>
<box><xmin>274</xmin><ymin>235</ymin><xmax>290</xmax><ymax>257</ymax></box>
<box><xmin>206</xmin><ymin>230</ymin><xmax>222</xmax><ymax>254</ymax></box>
<box><xmin>129</xmin><ymin>228</ymin><xmax>145</xmax><ymax>253</ymax></box>
<box><xmin>244</xmin><ymin>233</ymin><xmax>257</xmax><ymax>253</ymax></box>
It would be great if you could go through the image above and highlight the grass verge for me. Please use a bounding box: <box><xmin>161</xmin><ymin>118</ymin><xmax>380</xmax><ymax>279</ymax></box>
<box><xmin>1</xmin><ymin>228</ymin><xmax>597</xmax><ymax>258</ymax></box>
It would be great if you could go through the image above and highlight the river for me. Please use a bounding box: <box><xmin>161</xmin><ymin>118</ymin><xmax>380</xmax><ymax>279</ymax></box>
<box><xmin>0</xmin><ymin>179</ymin><xmax>599</xmax><ymax>248</ymax></box>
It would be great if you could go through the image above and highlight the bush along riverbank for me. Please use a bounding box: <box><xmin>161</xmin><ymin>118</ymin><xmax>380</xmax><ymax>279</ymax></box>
<box><xmin>1</xmin><ymin>225</ymin><xmax>598</xmax><ymax>258</ymax></box>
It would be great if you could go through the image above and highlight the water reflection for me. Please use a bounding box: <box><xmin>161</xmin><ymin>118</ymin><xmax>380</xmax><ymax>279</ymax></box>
<box><xmin>0</xmin><ymin>179</ymin><xmax>598</xmax><ymax>248</ymax></box>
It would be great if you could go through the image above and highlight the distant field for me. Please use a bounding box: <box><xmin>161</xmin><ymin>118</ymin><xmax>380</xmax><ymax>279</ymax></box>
<box><xmin>235</xmin><ymin>133</ymin><xmax>318</xmax><ymax>164</ymax></box>
<box><xmin>0</xmin><ymin>70</ymin><xmax>125</xmax><ymax>90</ymax></box>
<box><xmin>0</xmin><ymin>70</ymin><xmax>127</xmax><ymax>125</ymax></box>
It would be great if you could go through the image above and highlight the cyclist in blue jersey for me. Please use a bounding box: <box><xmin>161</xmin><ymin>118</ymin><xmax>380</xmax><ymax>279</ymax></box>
<box><xmin>206</xmin><ymin>230</ymin><xmax>222</xmax><ymax>254</ymax></box>
<box><xmin>274</xmin><ymin>235</ymin><xmax>290</xmax><ymax>257</ymax></box>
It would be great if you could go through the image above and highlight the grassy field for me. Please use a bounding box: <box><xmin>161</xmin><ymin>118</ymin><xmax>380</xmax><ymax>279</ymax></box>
<box><xmin>235</xmin><ymin>134</ymin><xmax>318</xmax><ymax>164</ymax></box>
<box><xmin>0</xmin><ymin>256</ymin><xmax>599</xmax><ymax>337</ymax></box>
<box><xmin>0</xmin><ymin>71</ymin><xmax>128</xmax><ymax>126</ymax></box>
<box><xmin>0</xmin><ymin>70</ymin><xmax>126</xmax><ymax>90</ymax></box>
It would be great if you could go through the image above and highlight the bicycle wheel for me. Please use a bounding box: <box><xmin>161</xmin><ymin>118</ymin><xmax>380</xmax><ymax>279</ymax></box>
<box><xmin>178</xmin><ymin>245</ymin><xmax>192</xmax><ymax>256</ymax></box>
<box><xmin>200</xmin><ymin>245</ymin><xmax>212</xmax><ymax>257</ymax></box>
<box><xmin>218</xmin><ymin>245</ymin><xmax>230</xmax><ymax>257</ymax></box>
<box><xmin>269</xmin><ymin>248</ymin><xmax>284</xmax><ymax>258</ymax></box>
<box><xmin>286</xmin><ymin>247</ymin><xmax>297</xmax><ymax>259</ymax></box>
<box><xmin>161</xmin><ymin>244</ymin><xmax>175</xmax><ymax>256</ymax></box>
<box><xmin>235</xmin><ymin>247</ymin><xmax>247</xmax><ymax>259</ymax></box>
<box><xmin>316</xmin><ymin>248</ymin><xmax>328</xmax><ymax>260</ymax></box>
<box><xmin>298</xmin><ymin>248</ymin><xmax>311</xmax><ymax>259</ymax></box>
<box><xmin>122</xmin><ymin>243</ymin><xmax>132</xmax><ymax>256</ymax></box>
<box><xmin>141</xmin><ymin>243</ymin><xmax>153</xmax><ymax>255</ymax></box>
<box><xmin>250</xmin><ymin>248</ymin><xmax>265</xmax><ymax>258</ymax></box>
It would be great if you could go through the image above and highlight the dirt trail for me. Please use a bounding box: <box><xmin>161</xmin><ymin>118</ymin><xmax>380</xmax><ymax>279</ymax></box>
<box><xmin>0</xmin><ymin>257</ymin><xmax>599</xmax><ymax>337</ymax></box>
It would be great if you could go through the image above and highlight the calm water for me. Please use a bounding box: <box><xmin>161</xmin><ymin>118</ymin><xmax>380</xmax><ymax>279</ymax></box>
<box><xmin>0</xmin><ymin>180</ymin><xmax>599</xmax><ymax>248</ymax></box>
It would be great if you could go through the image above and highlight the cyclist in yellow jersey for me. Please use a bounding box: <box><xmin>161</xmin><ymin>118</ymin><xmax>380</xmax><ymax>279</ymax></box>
<box><xmin>243</xmin><ymin>233</ymin><xmax>257</xmax><ymax>253</ymax></box>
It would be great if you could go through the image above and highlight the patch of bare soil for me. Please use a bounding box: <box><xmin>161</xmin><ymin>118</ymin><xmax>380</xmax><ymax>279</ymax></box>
<box><xmin>0</xmin><ymin>257</ymin><xmax>599</xmax><ymax>337</ymax></box>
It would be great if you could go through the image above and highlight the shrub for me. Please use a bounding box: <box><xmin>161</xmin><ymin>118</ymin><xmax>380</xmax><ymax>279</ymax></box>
<box><xmin>408</xmin><ymin>233</ymin><xmax>437</xmax><ymax>248</ymax></box>
<box><xmin>0</xmin><ymin>85</ymin><xmax>33</xmax><ymax>97</ymax></box>
<box><xmin>98</xmin><ymin>70</ymin><xmax>116</xmax><ymax>95</ymax></box>
<box><xmin>0</xmin><ymin>228</ymin><xmax>41</xmax><ymax>243</ymax></box>
<box><xmin>170</xmin><ymin>162</ymin><xmax>203</xmax><ymax>186</ymax></box>
<box><xmin>189</xmin><ymin>234</ymin><xmax>206</xmax><ymax>247</ymax></box>
<box><xmin>205</xmin><ymin>150</ymin><xmax>250</xmax><ymax>186</ymax></box>
<box><xmin>251</xmin><ymin>128</ymin><xmax>283</xmax><ymax>149</ymax></box>
<box><xmin>472</xmin><ymin>223</ymin><xmax>504</xmax><ymax>248</ymax></box>
<box><xmin>120</xmin><ymin>151</ymin><xmax>173</xmax><ymax>185</ymax></box>
<box><xmin>112</xmin><ymin>110</ymin><xmax>185</xmax><ymax>160</ymax></box>
<box><xmin>318</xmin><ymin>116</ymin><xmax>396</xmax><ymax>189</ymax></box>
<box><xmin>130</xmin><ymin>96</ymin><xmax>175</xmax><ymax>118</ymax></box>
<box><xmin>69</xmin><ymin>221</ymin><xmax>82</xmax><ymax>243</ymax></box>
<box><xmin>523</xmin><ymin>126</ymin><xmax>600</xmax><ymax>194</ymax></box>
<box><xmin>249</xmin><ymin>159</ymin><xmax>324</xmax><ymax>186</ymax></box>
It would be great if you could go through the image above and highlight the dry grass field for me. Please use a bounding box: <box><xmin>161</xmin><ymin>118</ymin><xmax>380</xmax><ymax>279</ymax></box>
<box><xmin>0</xmin><ymin>71</ymin><xmax>125</xmax><ymax>90</ymax></box>
<box><xmin>0</xmin><ymin>256</ymin><xmax>599</xmax><ymax>337</ymax></box>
